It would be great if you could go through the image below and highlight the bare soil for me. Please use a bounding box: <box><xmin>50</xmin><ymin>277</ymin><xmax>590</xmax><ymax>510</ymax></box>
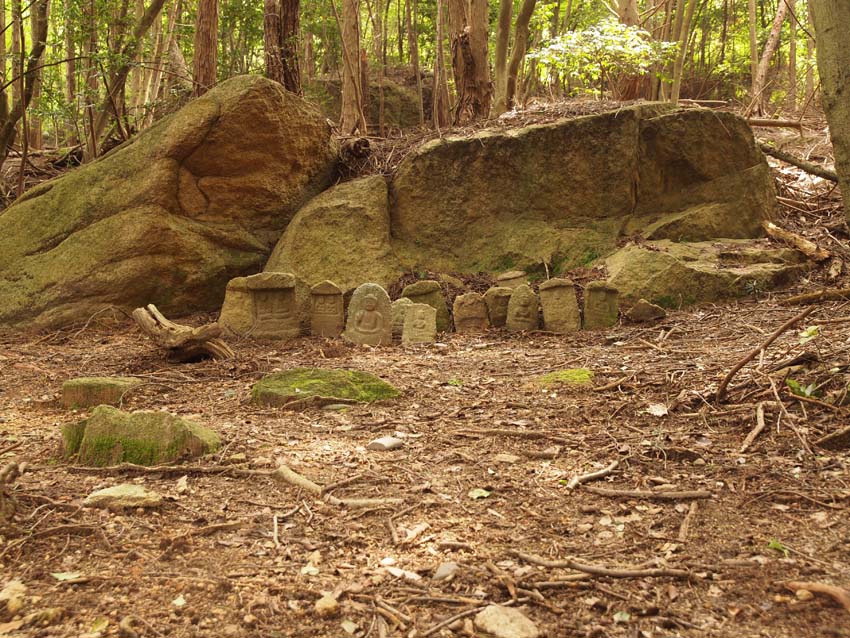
<box><xmin>1</xmin><ymin>105</ymin><xmax>849</xmax><ymax>638</ymax></box>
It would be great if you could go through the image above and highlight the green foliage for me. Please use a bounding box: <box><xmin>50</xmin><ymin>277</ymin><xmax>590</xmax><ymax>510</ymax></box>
<box><xmin>529</xmin><ymin>19</ymin><xmax>678</xmax><ymax>97</ymax></box>
<box><xmin>785</xmin><ymin>378</ymin><xmax>820</xmax><ymax>398</ymax></box>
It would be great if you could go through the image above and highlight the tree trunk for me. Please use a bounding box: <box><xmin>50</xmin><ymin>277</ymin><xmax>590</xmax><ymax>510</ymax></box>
<box><xmin>340</xmin><ymin>0</ymin><xmax>366</xmax><ymax>133</ymax></box>
<box><xmin>492</xmin><ymin>0</ymin><xmax>512</xmax><ymax>115</ymax></box>
<box><xmin>467</xmin><ymin>0</ymin><xmax>492</xmax><ymax>119</ymax></box>
<box><xmin>27</xmin><ymin>0</ymin><xmax>43</xmax><ymax>150</ymax></box>
<box><xmin>280</xmin><ymin>0</ymin><xmax>301</xmax><ymax>94</ymax></box>
<box><xmin>786</xmin><ymin>0</ymin><xmax>797</xmax><ymax>110</ymax></box>
<box><xmin>405</xmin><ymin>0</ymin><xmax>424</xmax><ymax>125</ymax></box>
<box><xmin>503</xmin><ymin>0</ymin><xmax>537</xmax><ymax>112</ymax></box>
<box><xmin>748</xmin><ymin>0</ymin><xmax>758</xmax><ymax>82</ymax></box>
<box><xmin>805</xmin><ymin>1</ymin><xmax>814</xmax><ymax>106</ymax></box>
<box><xmin>431</xmin><ymin>0</ymin><xmax>451</xmax><ymax>129</ymax></box>
<box><xmin>750</xmin><ymin>0</ymin><xmax>789</xmax><ymax>114</ymax></box>
<box><xmin>264</xmin><ymin>0</ymin><xmax>285</xmax><ymax>84</ymax></box>
<box><xmin>810</xmin><ymin>0</ymin><xmax>850</xmax><ymax>222</ymax></box>
<box><xmin>670</xmin><ymin>0</ymin><xmax>699</xmax><ymax>102</ymax></box>
<box><xmin>193</xmin><ymin>0</ymin><xmax>218</xmax><ymax>96</ymax></box>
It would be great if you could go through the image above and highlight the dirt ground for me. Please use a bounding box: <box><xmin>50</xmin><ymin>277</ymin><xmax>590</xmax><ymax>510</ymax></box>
<box><xmin>2</xmin><ymin>111</ymin><xmax>850</xmax><ymax>638</ymax></box>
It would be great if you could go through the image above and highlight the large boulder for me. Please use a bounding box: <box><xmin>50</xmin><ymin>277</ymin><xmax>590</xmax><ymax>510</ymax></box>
<box><xmin>265</xmin><ymin>176</ymin><xmax>402</xmax><ymax>291</ymax></box>
<box><xmin>0</xmin><ymin>75</ymin><xmax>338</xmax><ymax>329</ymax></box>
<box><xmin>605</xmin><ymin>240</ymin><xmax>809</xmax><ymax>308</ymax></box>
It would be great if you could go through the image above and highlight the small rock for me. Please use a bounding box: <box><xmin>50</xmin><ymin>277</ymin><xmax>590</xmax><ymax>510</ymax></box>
<box><xmin>367</xmin><ymin>436</ymin><xmax>404</xmax><ymax>451</ymax></box>
<box><xmin>433</xmin><ymin>562</ymin><xmax>460</xmax><ymax>581</ymax></box>
<box><xmin>625</xmin><ymin>299</ymin><xmax>667</xmax><ymax>323</ymax></box>
<box><xmin>0</xmin><ymin>579</ymin><xmax>27</xmax><ymax>616</ymax></box>
<box><xmin>493</xmin><ymin>453</ymin><xmax>521</xmax><ymax>464</ymax></box>
<box><xmin>340</xmin><ymin>619</ymin><xmax>359</xmax><ymax>634</ymax></box>
<box><xmin>795</xmin><ymin>588</ymin><xmax>814</xmax><ymax>601</ymax></box>
<box><xmin>314</xmin><ymin>594</ymin><xmax>339</xmax><ymax>617</ymax></box>
<box><xmin>322</xmin><ymin>404</ymin><xmax>351</xmax><ymax>412</ymax></box>
<box><xmin>83</xmin><ymin>484</ymin><xmax>162</xmax><ymax>510</ymax></box>
<box><xmin>474</xmin><ymin>605</ymin><xmax>539</xmax><ymax>638</ymax></box>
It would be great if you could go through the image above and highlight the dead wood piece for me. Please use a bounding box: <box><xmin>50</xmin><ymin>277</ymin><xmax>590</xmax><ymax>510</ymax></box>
<box><xmin>677</xmin><ymin>500</ymin><xmax>699</xmax><ymax>542</ymax></box>
<box><xmin>132</xmin><ymin>304</ymin><xmax>234</xmax><ymax>361</ymax></box>
<box><xmin>784</xmin><ymin>581</ymin><xmax>850</xmax><ymax>613</ymax></box>
<box><xmin>758</xmin><ymin>142</ymin><xmax>839</xmax><ymax>182</ymax></box>
<box><xmin>749</xmin><ymin>119</ymin><xmax>804</xmax><ymax>132</ymax></box>
<box><xmin>783</xmin><ymin>288</ymin><xmax>850</xmax><ymax>306</ymax></box>
<box><xmin>566</xmin><ymin>460</ymin><xmax>619</xmax><ymax>490</ymax></box>
<box><xmin>815</xmin><ymin>425</ymin><xmax>850</xmax><ymax>451</ymax></box>
<box><xmin>272</xmin><ymin>463</ymin><xmax>403</xmax><ymax>509</ymax></box>
<box><xmin>715</xmin><ymin>307</ymin><xmax>815</xmax><ymax>402</ymax></box>
<box><xmin>740</xmin><ymin>401</ymin><xmax>771</xmax><ymax>453</ymax></box>
<box><xmin>763</xmin><ymin>222</ymin><xmax>831</xmax><ymax>261</ymax></box>
<box><xmin>510</xmin><ymin>550</ymin><xmax>692</xmax><ymax>580</ymax></box>
<box><xmin>584</xmin><ymin>486</ymin><xmax>712</xmax><ymax>501</ymax></box>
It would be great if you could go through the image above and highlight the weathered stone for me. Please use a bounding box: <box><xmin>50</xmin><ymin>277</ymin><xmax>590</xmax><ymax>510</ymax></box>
<box><xmin>453</xmin><ymin>292</ymin><xmax>489</xmax><ymax>333</ymax></box>
<box><xmin>314</xmin><ymin>594</ymin><xmax>339</xmax><ymax>618</ymax></box>
<box><xmin>219</xmin><ymin>272</ymin><xmax>299</xmax><ymax>339</ymax></box>
<box><xmin>605</xmin><ymin>240</ymin><xmax>809</xmax><ymax>307</ymax></box>
<box><xmin>583</xmin><ymin>281</ymin><xmax>619</xmax><ymax>329</ymax></box>
<box><xmin>367</xmin><ymin>436</ymin><xmax>405</xmax><ymax>451</ymax></box>
<box><xmin>343</xmin><ymin>283</ymin><xmax>392</xmax><ymax>346</ymax></box>
<box><xmin>83</xmin><ymin>484</ymin><xmax>162</xmax><ymax>510</ymax></box>
<box><xmin>506</xmin><ymin>285</ymin><xmax>539</xmax><ymax>332</ymax></box>
<box><xmin>252</xmin><ymin>368</ymin><xmax>399</xmax><ymax>407</ymax></box>
<box><xmin>401</xmin><ymin>280</ymin><xmax>450</xmax><ymax>332</ymax></box>
<box><xmin>265</xmin><ymin>176</ymin><xmax>402</xmax><ymax>292</ymax></box>
<box><xmin>63</xmin><ymin>405</ymin><xmax>220</xmax><ymax>467</ymax></box>
<box><xmin>0</xmin><ymin>75</ymin><xmax>337</xmax><ymax>329</ymax></box>
<box><xmin>438</xmin><ymin>273</ymin><xmax>464</xmax><ymax>288</ymax></box>
<box><xmin>495</xmin><ymin>271</ymin><xmax>528</xmax><ymax>289</ymax></box>
<box><xmin>538</xmin><ymin>278</ymin><xmax>580</xmax><ymax>333</ymax></box>
<box><xmin>433</xmin><ymin>562</ymin><xmax>460</xmax><ymax>581</ymax></box>
<box><xmin>484</xmin><ymin>287</ymin><xmax>513</xmax><ymax>328</ymax></box>
<box><xmin>473</xmin><ymin>605</ymin><xmax>539</xmax><ymax>638</ymax></box>
<box><xmin>61</xmin><ymin>377</ymin><xmax>142</xmax><ymax>409</ymax></box>
<box><xmin>391</xmin><ymin>298</ymin><xmax>414</xmax><ymax>338</ymax></box>
<box><xmin>625</xmin><ymin>298</ymin><xmax>667</xmax><ymax>323</ymax></box>
<box><xmin>310</xmin><ymin>280</ymin><xmax>344</xmax><ymax>337</ymax></box>
<box><xmin>402</xmin><ymin>303</ymin><xmax>437</xmax><ymax>344</ymax></box>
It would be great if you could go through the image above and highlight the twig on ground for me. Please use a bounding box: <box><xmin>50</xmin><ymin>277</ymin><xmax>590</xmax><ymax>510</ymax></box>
<box><xmin>740</xmin><ymin>401</ymin><xmax>771</xmax><ymax>453</ymax></box>
<box><xmin>510</xmin><ymin>550</ymin><xmax>692</xmax><ymax>579</ymax></box>
<box><xmin>566</xmin><ymin>460</ymin><xmax>619</xmax><ymax>490</ymax></box>
<box><xmin>272</xmin><ymin>463</ymin><xmax>403</xmax><ymax>509</ymax></box>
<box><xmin>784</xmin><ymin>581</ymin><xmax>850</xmax><ymax>613</ymax></box>
<box><xmin>584</xmin><ymin>486</ymin><xmax>712</xmax><ymax>501</ymax></box>
<box><xmin>677</xmin><ymin>500</ymin><xmax>699</xmax><ymax>542</ymax></box>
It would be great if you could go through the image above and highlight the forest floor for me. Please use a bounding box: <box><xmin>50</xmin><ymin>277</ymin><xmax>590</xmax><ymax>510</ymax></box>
<box><xmin>1</xmin><ymin>107</ymin><xmax>850</xmax><ymax>638</ymax></box>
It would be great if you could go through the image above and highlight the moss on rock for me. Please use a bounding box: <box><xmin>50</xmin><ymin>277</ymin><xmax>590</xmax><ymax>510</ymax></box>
<box><xmin>252</xmin><ymin>368</ymin><xmax>400</xmax><ymax>407</ymax></box>
<box><xmin>63</xmin><ymin>405</ymin><xmax>220</xmax><ymax>466</ymax></box>
<box><xmin>536</xmin><ymin>368</ymin><xmax>594</xmax><ymax>387</ymax></box>
<box><xmin>61</xmin><ymin>377</ymin><xmax>142</xmax><ymax>409</ymax></box>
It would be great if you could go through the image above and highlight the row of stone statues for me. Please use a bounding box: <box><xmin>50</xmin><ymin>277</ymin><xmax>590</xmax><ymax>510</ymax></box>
<box><xmin>218</xmin><ymin>271</ymin><xmax>622</xmax><ymax>344</ymax></box>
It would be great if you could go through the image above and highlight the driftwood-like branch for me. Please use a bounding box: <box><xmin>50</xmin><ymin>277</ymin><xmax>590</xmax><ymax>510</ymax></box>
<box><xmin>132</xmin><ymin>304</ymin><xmax>234</xmax><ymax>362</ymax></box>
<box><xmin>566</xmin><ymin>460</ymin><xmax>619</xmax><ymax>490</ymax></box>
<box><xmin>715</xmin><ymin>307</ymin><xmax>815</xmax><ymax>402</ymax></box>
<box><xmin>782</xmin><ymin>288</ymin><xmax>850</xmax><ymax>306</ymax></box>
<box><xmin>271</xmin><ymin>463</ymin><xmax>403</xmax><ymax>509</ymax></box>
<box><xmin>583</xmin><ymin>486</ymin><xmax>713</xmax><ymax>501</ymax></box>
<box><xmin>749</xmin><ymin>119</ymin><xmax>804</xmax><ymax>132</ymax></box>
<box><xmin>510</xmin><ymin>550</ymin><xmax>692</xmax><ymax>580</ymax></box>
<box><xmin>763</xmin><ymin>222</ymin><xmax>831</xmax><ymax>261</ymax></box>
<box><xmin>758</xmin><ymin>142</ymin><xmax>839</xmax><ymax>182</ymax></box>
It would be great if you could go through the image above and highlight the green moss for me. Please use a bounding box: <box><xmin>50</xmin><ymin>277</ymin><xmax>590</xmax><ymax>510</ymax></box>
<box><xmin>61</xmin><ymin>421</ymin><xmax>87</xmax><ymax>456</ymax></box>
<box><xmin>536</xmin><ymin>368</ymin><xmax>594</xmax><ymax>387</ymax></box>
<box><xmin>252</xmin><ymin>368</ymin><xmax>400</xmax><ymax>407</ymax></box>
<box><xmin>61</xmin><ymin>376</ymin><xmax>142</xmax><ymax>408</ymax></box>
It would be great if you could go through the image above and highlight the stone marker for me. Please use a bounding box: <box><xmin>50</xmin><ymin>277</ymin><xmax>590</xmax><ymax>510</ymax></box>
<box><xmin>496</xmin><ymin>271</ymin><xmax>528</xmax><ymax>289</ymax></box>
<box><xmin>484</xmin><ymin>287</ymin><xmax>513</xmax><ymax>328</ymax></box>
<box><xmin>506</xmin><ymin>284</ymin><xmax>539</xmax><ymax>332</ymax></box>
<box><xmin>402</xmin><ymin>303</ymin><xmax>437</xmax><ymax>344</ymax></box>
<box><xmin>625</xmin><ymin>298</ymin><xmax>667</xmax><ymax>323</ymax></box>
<box><xmin>453</xmin><ymin>292</ymin><xmax>489</xmax><ymax>333</ymax></box>
<box><xmin>61</xmin><ymin>377</ymin><xmax>142</xmax><ymax>409</ymax></box>
<box><xmin>220</xmin><ymin>272</ymin><xmax>299</xmax><ymax>339</ymax></box>
<box><xmin>474</xmin><ymin>605</ymin><xmax>540</xmax><ymax>638</ymax></box>
<box><xmin>343</xmin><ymin>283</ymin><xmax>392</xmax><ymax>346</ymax></box>
<box><xmin>401</xmin><ymin>280</ymin><xmax>450</xmax><ymax>332</ymax></box>
<box><xmin>83</xmin><ymin>484</ymin><xmax>162</xmax><ymax>510</ymax></box>
<box><xmin>62</xmin><ymin>405</ymin><xmax>220</xmax><ymax>467</ymax></box>
<box><xmin>583</xmin><ymin>281</ymin><xmax>619</xmax><ymax>329</ymax></box>
<box><xmin>391</xmin><ymin>298</ymin><xmax>414</xmax><ymax>337</ymax></box>
<box><xmin>538</xmin><ymin>278</ymin><xmax>580</xmax><ymax>333</ymax></box>
<box><xmin>310</xmin><ymin>280</ymin><xmax>344</xmax><ymax>337</ymax></box>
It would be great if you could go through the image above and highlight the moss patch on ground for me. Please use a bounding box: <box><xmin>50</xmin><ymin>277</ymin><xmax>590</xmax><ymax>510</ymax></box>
<box><xmin>252</xmin><ymin>368</ymin><xmax>400</xmax><ymax>407</ymax></box>
<box><xmin>536</xmin><ymin>368</ymin><xmax>594</xmax><ymax>387</ymax></box>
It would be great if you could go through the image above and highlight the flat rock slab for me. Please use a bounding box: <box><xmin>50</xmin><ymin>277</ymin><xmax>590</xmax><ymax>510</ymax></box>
<box><xmin>63</xmin><ymin>405</ymin><xmax>220</xmax><ymax>467</ymax></box>
<box><xmin>61</xmin><ymin>377</ymin><xmax>142</xmax><ymax>409</ymax></box>
<box><xmin>252</xmin><ymin>368</ymin><xmax>399</xmax><ymax>407</ymax></box>
<box><xmin>83</xmin><ymin>484</ymin><xmax>162</xmax><ymax>510</ymax></box>
<box><xmin>367</xmin><ymin>436</ymin><xmax>404</xmax><ymax>451</ymax></box>
<box><xmin>474</xmin><ymin>605</ymin><xmax>540</xmax><ymax>638</ymax></box>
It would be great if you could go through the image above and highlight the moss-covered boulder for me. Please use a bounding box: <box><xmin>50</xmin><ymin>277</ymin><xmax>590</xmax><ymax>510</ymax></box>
<box><xmin>265</xmin><ymin>176</ymin><xmax>402</xmax><ymax>291</ymax></box>
<box><xmin>61</xmin><ymin>377</ymin><xmax>142</xmax><ymax>409</ymax></box>
<box><xmin>0</xmin><ymin>75</ymin><xmax>337</xmax><ymax>329</ymax></box>
<box><xmin>252</xmin><ymin>368</ymin><xmax>400</xmax><ymax>407</ymax></box>
<box><xmin>535</xmin><ymin>368</ymin><xmax>594</xmax><ymax>387</ymax></box>
<box><xmin>605</xmin><ymin>240</ymin><xmax>809</xmax><ymax>307</ymax></box>
<box><xmin>63</xmin><ymin>405</ymin><xmax>220</xmax><ymax>466</ymax></box>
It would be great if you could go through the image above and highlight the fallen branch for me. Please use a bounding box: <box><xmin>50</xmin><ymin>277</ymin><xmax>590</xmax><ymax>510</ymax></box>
<box><xmin>566</xmin><ymin>460</ymin><xmax>619</xmax><ymax>490</ymax></box>
<box><xmin>132</xmin><ymin>304</ymin><xmax>234</xmax><ymax>362</ymax></box>
<box><xmin>784</xmin><ymin>581</ymin><xmax>850</xmax><ymax>613</ymax></box>
<box><xmin>584</xmin><ymin>486</ymin><xmax>712</xmax><ymax>501</ymax></box>
<box><xmin>510</xmin><ymin>550</ymin><xmax>692</xmax><ymax>580</ymax></box>
<box><xmin>593</xmin><ymin>374</ymin><xmax>636</xmax><ymax>392</ymax></box>
<box><xmin>758</xmin><ymin>142</ymin><xmax>839</xmax><ymax>182</ymax></box>
<box><xmin>272</xmin><ymin>463</ymin><xmax>403</xmax><ymax>509</ymax></box>
<box><xmin>740</xmin><ymin>401</ymin><xmax>771</xmax><ymax>453</ymax></box>
<box><xmin>763</xmin><ymin>222</ymin><xmax>831</xmax><ymax>261</ymax></box>
<box><xmin>677</xmin><ymin>500</ymin><xmax>698</xmax><ymax>542</ymax></box>
<box><xmin>749</xmin><ymin>119</ymin><xmax>804</xmax><ymax>132</ymax></box>
<box><xmin>782</xmin><ymin>288</ymin><xmax>850</xmax><ymax>306</ymax></box>
<box><xmin>815</xmin><ymin>425</ymin><xmax>850</xmax><ymax>451</ymax></box>
<box><xmin>715</xmin><ymin>307</ymin><xmax>816</xmax><ymax>402</ymax></box>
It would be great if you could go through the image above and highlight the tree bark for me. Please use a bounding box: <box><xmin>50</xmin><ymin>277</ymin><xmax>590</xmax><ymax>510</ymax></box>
<box><xmin>280</xmin><ymin>0</ymin><xmax>301</xmax><ymax>94</ymax></box>
<box><xmin>431</xmin><ymin>0</ymin><xmax>451</xmax><ymax>129</ymax></box>
<box><xmin>786</xmin><ymin>0</ymin><xmax>796</xmax><ymax>110</ymax></box>
<box><xmin>193</xmin><ymin>0</ymin><xmax>218</xmax><ymax>96</ymax></box>
<box><xmin>339</xmin><ymin>0</ymin><xmax>367</xmax><ymax>133</ymax></box>
<box><xmin>811</xmin><ymin>0</ymin><xmax>850</xmax><ymax>222</ymax></box>
<box><xmin>405</xmin><ymin>0</ymin><xmax>424</xmax><ymax>125</ymax></box>
<box><xmin>264</xmin><ymin>0</ymin><xmax>285</xmax><ymax>84</ymax></box>
<box><xmin>492</xmin><ymin>0</ymin><xmax>513</xmax><ymax>115</ymax></box>
<box><xmin>448</xmin><ymin>0</ymin><xmax>491</xmax><ymax>123</ymax></box>
<box><xmin>670</xmin><ymin>0</ymin><xmax>699</xmax><ymax>103</ymax></box>
<box><xmin>750</xmin><ymin>0</ymin><xmax>789</xmax><ymax>114</ymax></box>
<box><xmin>504</xmin><ymin>0</ymin><xmax>537</xmax><ymax>112</ymax></box>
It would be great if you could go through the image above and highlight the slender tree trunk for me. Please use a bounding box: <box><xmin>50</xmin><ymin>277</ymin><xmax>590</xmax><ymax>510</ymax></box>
<box><xmin>27</xmin><ymin>0</ymin><xmax>43</xmax><ymax>150</ymax></box>
<box><xmin>750</xmin><ymin>0</ymin><xmax>789</xmax><ymax>114</ymax></box>
<box><xmin>193</xmin><ymin>0</ymin><xmax>218</xmax><ymax>96</ymax></box>
<box><xmin>264</xmin><ymin>0</ymin><xmax>285</xmax><ymax>84</ymax></box>
<box><xmin>493</xmin><ymin>0</ymin><xmax>512</xmax><ymax>115</ymax></box>
<box><xmin>810</xmin><ymin>0</ymin><xmax>850</xmax><ymax>222</ymax></box>
<box><xmin>748</xmin><ymin>0</ymin><xmax>758</xmax><ymax>82</ymax></box>
<box><xmin>504</xmin><ymin>0</ymin><xmax>537</xmax><ymax>112</ymax></box>
<box><xmin>405</xmin><ymin>0</ymin><xmax>424</xmax><ymax>125</ymax></box>
<box><xmin>280</xmin><ymin>0</ymin><xmax>301</xmax><ymax>93</ymax></box>
<box><xmin>431</xmin><ymin>0</ymin><xmax>450</xmax><ymax>128</ymax></box>
<box><xmin>670</xmin><ymin>0</ymin><xmax>699</xmax><ymax>102</ymax></box>
<box><xmin>467</xmin><ymin>0</ymin><xmax>491</xmax><ymax>118</ymax></box>
<box><xmin>786</xmin><ymin>0</ymin><xmax>796</xmax><ymax>110</ymax></box>
<box><xmin>804</xmin><ymin>1</ymin><xmax>814</xmax><ymax>105</ymax></box>
<box><xmin>339</xmin><ymin>0</ymin><xmax>367</xmax><ymax>133</ymax></box>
